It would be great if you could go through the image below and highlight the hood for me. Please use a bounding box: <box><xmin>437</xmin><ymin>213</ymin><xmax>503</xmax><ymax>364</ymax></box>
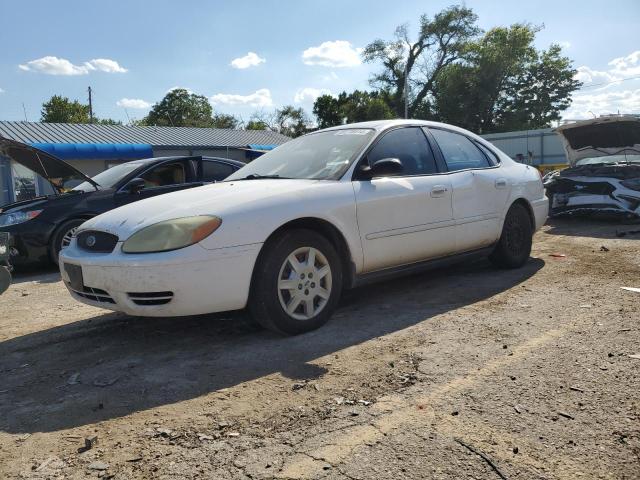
<box><xmin>80</xmin><ymin>179</ymin><xmax>324</xmax><ymax>239</ymax></box>
<box><xmin>555</xmin><ymin>115</ymin><xmax>640</xmax><ymax>166</ymax></box>
<box><xmin>0</xmin><ymin>138</ymin><xmax>99</xmax><ymax>193</ymax></box>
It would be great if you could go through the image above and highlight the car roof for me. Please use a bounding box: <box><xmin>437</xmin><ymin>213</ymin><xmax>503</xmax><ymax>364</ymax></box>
<box><xmin>319</xmin><ymin>119</ymin><xmax>487</xmax><ymax>142</ymax></box>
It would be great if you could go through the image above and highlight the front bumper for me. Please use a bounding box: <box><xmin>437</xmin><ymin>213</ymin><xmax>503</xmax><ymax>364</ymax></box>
<box><xmin>0</xmin><ymin>219</ymin><xmax>54</xmax><ymax>266</ymax></box>
<box><xmin>59</xmin><ymin>240</ymin><xmax>262</xmax><ymax>316</ymax></box>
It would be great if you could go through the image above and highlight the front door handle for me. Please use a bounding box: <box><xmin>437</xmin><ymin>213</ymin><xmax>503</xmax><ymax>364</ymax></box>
<box><xmin>495</xmin><ymin>178</ymin><xmax>508</xmax><ymax>189</ymax></box>
<box><xmin>430</xmin><ymin>185</ymin><xmax>448</xmax><ymax>197</ymax></box>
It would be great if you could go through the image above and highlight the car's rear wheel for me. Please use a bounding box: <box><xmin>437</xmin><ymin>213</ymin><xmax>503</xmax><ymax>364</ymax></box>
<box><xmin>489</xmin><ymin>203</ymin><xmax>532</xmax><ymax>269</ymax></box>
<box><xmin>249</xmin><ymin>229</ymin><xmax>343</xmax><ymax>335</ymax></box>
<box><xmin>50</xmin><ymin>218</ymin><xmax>85</xmax><ymax>265</ymax></box>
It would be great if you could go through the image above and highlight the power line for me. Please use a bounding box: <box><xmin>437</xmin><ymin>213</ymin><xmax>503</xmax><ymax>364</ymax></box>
<box><xmin>579</xmin><ymin>75</ymin><xmax>640</xmax><ymax>90</ymax></box>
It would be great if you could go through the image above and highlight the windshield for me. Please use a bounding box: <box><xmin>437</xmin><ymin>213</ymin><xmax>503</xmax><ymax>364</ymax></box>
<box><xmin>575</xmin><ymin>154</ymin><xmax>640</xmax><ymax>166</ymax></box>
<box><xmin>73</xmin><ymin>161</ymin><xmax>145</xmax><ymax>191</ymax></box>
<box><xmin>226</xmin><ymin>128</ymin><xmax>375</xmax><ymax>181</ymax></box>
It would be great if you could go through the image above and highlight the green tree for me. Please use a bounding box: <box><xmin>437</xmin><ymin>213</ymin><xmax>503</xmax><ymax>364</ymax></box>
<box><xmin>313</xmin><ymin>95</ymin><xmax>343</xmax><ymax>129</ymax></box>
<box><xmin>313</xmin><ymin>90</ymin><xmax>394</xmax><ymax>128</ymax></box>
<box><xmin>245</xmin><ymin>119</ymin><xmax>270</xmax><ymax>130</ymax></box>
<box><xmin>41</xmin><ymin>95</ymin><xmax>91</xmax><ymax>123</ymax></box>
<box><xmin>212</xmin><ymin>113</ymin><xmax>239</xmax><ymax>129</ymax></box>
<box><xmin>434</xmin><ymin>25</ymin><xmax>580</xmax><ymax>132</ymax></box>
<box><xmin>363</xmin><ymin>5</ymin><xmax>480</xmax><ymax>118</ymax></box>
<box><xmin>96</xmin><ymin>118</ymin><xmax>123</xmax><ymax>126</ymax></box>
<box><xmin>144</xmin><ymin>88</ymin><xmax>214</xmax><ymax>127</ymax></box>
<box><xmin>273</xmin><ymin>105</ymin><xmax>311</xmax><ymax>137</ymax></box>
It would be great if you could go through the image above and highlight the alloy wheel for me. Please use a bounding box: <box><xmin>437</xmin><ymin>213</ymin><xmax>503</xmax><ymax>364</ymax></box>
<box><xmin>277</xmin><ymin>246</ymin><xmax>332</xmax><ymax>321</ymax></box>
<box><xmin>61</xmin><ymin>226</ymin><xmax>79</xmax><ymax>249</ymax></box>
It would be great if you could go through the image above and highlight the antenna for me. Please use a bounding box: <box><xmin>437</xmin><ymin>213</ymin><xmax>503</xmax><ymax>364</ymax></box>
<box><xmin>21</xmin><ymin>103</ymin><xmax>28</xmax><ymax>122</ymax></box>
<box><xmin>124</xmin><ymin>108</ymin><xmax>131</xmax><ymax>124</ymax></box>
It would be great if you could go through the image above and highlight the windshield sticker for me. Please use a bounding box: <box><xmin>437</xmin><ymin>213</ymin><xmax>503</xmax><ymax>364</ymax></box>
<box><xmin>334</xmin><ymin>129</ymin><xmax>371</xmax><ymax>136</ymax></box>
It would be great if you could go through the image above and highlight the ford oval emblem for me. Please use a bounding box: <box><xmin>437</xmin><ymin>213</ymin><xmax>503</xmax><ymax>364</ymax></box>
<box><xmin>86</xmin><ymin>235</ymin><xmax>97</xmax><ymax>247</ymax></box>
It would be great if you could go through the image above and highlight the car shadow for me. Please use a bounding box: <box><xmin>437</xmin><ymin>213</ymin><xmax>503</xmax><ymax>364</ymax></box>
<box><xmin>544</xmin><ymin>217</ymin><xmax>640</xmax><ymax>240</ymax></box>
<box><xmin>0</xmin><ymin>257</ymin><xmax>544</xmax><ymax>434</ymax></box>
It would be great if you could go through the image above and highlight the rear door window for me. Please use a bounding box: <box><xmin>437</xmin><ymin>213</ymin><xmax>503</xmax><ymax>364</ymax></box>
<box><xmin>429</xmin><ymin>129</ymin><xmax>491</xmax><ymax>171</ymax></box>
<box><xmin>201</xmin><ymin>160</ymin><xmax>237</xmax><ymax>182</ymax></box>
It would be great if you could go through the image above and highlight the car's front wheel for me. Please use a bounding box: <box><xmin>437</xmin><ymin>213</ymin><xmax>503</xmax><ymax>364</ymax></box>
<box><xmin>249</xmin><ymin>229</ymin><xmax>343</xmax><ymax>335</ymax></box>
<box><xmin>489</xmin><ymin>203</ymin><xmax>533</xmax><ymax>269</ymax></box>
<box><xmin>50</xmin><ymin>218</ymin><xmax>86</xmax><ymax>265</ymax></box>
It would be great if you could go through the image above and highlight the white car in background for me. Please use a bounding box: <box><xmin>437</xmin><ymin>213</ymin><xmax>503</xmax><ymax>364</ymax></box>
<box><xmin>60</xmin><ymin>120</ymin><xmax>548</xmax><ymax>335</ymax></box>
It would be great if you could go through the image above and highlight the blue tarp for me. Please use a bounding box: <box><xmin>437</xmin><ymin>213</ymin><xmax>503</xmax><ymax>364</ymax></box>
<box><xmin>28</xmin><ymin>143</ymin><xmax>153</xmax><ymax>160</ymax></box>
<box><xmin>247</xmin><ymin>144</ymin><xmax>277</xmax><ymax>151</ymax></box>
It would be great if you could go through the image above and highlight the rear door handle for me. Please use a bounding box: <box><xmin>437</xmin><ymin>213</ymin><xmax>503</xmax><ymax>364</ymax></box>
<box><xmin>430</xmin><ymin>185</ymin><xmax>448</xmax><ymax>197</ymax></box>
<box><xmin>495</xmin><ymin>178</ymin><xmax>508</xmax><ymax>189</ymax></box>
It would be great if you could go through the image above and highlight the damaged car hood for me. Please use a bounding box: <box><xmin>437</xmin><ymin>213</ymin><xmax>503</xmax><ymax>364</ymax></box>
<box><xmin>555</xmin><ymin>115</ymin><xmax>640</xmax><ymax>166</ymax></box>
<box><xmin>0</xmin><ymin>138</ymin><xmax>99</xmax><ymax>193</ymax></box>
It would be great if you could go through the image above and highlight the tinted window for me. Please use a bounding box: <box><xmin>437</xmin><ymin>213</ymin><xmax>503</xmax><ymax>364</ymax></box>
<box><xmin>202</xmin><ymin>161</ymin><xmax>236</xmax><ymax>182</ymax></box>
<box><xmin>367</xmin><ymin>127</ymin><xmax>437</xmax><ymax>176</ymax></box>
<box><xmin>430</xmin><ymin>129</ymin><xmax>491</xmax><ymax>171</ymax></box>
<box><xmin>141</xmin><ymin>162</ymin><xmax>187</xmax><ymax>187</ymax></box>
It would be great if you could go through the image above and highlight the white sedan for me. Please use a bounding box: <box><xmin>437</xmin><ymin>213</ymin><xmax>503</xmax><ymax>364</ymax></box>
<box><xmin>60</xmin><ymin>120</ymin><xmax>548</xmax><ymax>334</ymax></box>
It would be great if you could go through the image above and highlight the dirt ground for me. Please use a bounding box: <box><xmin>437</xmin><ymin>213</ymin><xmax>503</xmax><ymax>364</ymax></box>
<box><xmin>0</xmin><ymin>219</ymin><xmax>639</xmax><ymax>480</ymax></box>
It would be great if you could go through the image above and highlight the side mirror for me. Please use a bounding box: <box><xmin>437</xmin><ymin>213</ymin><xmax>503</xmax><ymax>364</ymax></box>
<box><xmin>360</xmin><ymin>158</ymin><xmax>403</xmax><ymax>179</ymax></box>
<box><xmin>124</xmin><ymin>177</ymin><xmax>146</xmax><ymax>194</ymax></box>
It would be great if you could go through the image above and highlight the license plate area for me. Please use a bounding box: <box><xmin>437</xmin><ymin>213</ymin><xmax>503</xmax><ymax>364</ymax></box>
<box><xmin>64</xmin><ymin>263</ymin><xmax>84</xmax><ymax>291</ymax></box>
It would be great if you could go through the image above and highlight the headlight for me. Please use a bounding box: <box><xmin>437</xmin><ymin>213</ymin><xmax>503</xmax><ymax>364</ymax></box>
<box><xmin>0</xmin><ymin>210</ymin><xmax>43</xmax><ymax>227</ymax></box>
<box><xmin>122</xmin><ymin>215</ymin><xmax>222</xmax><ymax>254</ymax></box>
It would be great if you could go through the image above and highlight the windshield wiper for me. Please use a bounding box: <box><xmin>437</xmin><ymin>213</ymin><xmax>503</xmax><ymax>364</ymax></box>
<box><xmin>231</xmin><ymin>174</ymin><xmax>292</xmax><ymax>181</ymax></box>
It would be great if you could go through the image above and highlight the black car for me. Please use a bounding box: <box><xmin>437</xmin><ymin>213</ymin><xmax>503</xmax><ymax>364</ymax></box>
<box><xmin>0</xmin><ymin>139</ymin><xmax>244</xmax><ymax>267</ymax></box>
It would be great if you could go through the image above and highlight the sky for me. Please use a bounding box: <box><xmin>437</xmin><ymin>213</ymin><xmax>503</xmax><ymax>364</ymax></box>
<box><xmin>0</xmin><ymin>0</ymin><xmax>639</xmax><ymax>126</ymax></box>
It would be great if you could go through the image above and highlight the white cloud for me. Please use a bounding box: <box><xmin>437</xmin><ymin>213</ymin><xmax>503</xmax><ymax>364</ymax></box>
<box><xmin>19</xmin><ymin>56</ymin><xmax>88</xmax><ymax>75</ymax></box>
<box><xmin>558</xmin><ymin>41</ymin><xmax>571</xmax><ymax>49</ymax></box>
<box><xmin>230</xmin><ymin>52</ymin><xmax>266</xmax><ymax>69</ymax></box>
<box><xmin>302</xmin><ymin>40</ymin><xmax>362</xmax><ymax>68</ymax></box>
<box><xmin>564</xmin><ymin>89</ymin><xmax>640</xmax><ymax>119</ymax></box>
<box><xmin>575</xmin><ymin>50</ymin><xmax>640</xmax><ymax>86</ymax></box>
<box><xmin>18</xmin><ymin>56</ymin><xmax>127</xmax><ymax>75</ymax></box>
<box><xmin>294</xmin><ymin>87</ymin><xmax>332</xmax><ymax>104</ymax></box>
<box><xmin>116</xmin><ymin>98</ymin><xmax>152</xmax><ymax>109</ymax></box>
<box><xmin>210</xmin><ymin>88</ymin><xmax>273</xmax><ymax>107</ymax></box>
<box><xmin>0</xmin><ymin>87</ymin><xmax>4</xmax><ymax>93</ymax></box>
<box><xmin>85</xmin><ymin>58</ymin><xmax>127</xmax><ymax>73</ymax></box>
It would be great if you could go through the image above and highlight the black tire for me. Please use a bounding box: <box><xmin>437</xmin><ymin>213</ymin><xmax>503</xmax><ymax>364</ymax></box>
<box><xmin>489</xmin><ymin>203</ymin><xmax>533</xmax><ymax>269</ymax></box>
<box><xmin>249</xmin><ymin>229</ymin><xmax>343</xmax><ymax>335</ymax></box>
<box><xmin>50</xmin><ymin>218</ymin><xmax>86</xmax><ymax>265</ymax></box>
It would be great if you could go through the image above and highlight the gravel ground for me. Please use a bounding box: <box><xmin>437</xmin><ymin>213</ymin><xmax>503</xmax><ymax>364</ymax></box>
<box><xmin>0</xmin><ymin>218</ymin><xmax>639</xmax><ymax>479</ymax></box>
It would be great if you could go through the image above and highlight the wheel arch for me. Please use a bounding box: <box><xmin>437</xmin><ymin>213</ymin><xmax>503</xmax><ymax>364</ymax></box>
<box><xmin>252</xmin><ymin>217</ymin><xmax>357</xmax><ymax>291</ymax></box>
<box><xmin>510</xmin><ymin>198</ymin><xmax>536</xmax><ymax>231</ymax></box>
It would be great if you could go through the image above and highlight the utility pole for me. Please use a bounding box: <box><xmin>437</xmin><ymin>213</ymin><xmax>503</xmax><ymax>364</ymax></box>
<box><xmin>87</xmin><ymin>86</ymin><xmax>94</xmax><ymax>123</ymax></box>
<box><xmin>403</xmin><ymin>62</ymin><xmax>409</xmax><ymax>119</ymax></box>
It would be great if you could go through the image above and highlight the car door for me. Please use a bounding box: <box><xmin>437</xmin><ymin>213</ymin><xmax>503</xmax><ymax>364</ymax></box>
<box><xmin>427</xmin><ymin>128</ymin><xmax>510</xmax><ymax>252</ymax></box>
<box><xmin>115</xmin><ymin>159</ymin><xmax>198</xmax><ymax>207</ymax></box>
<box><xmin>352</xmin><ymin>127</ymin><xmax>455</xmax><ymax>272</ymax></box>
